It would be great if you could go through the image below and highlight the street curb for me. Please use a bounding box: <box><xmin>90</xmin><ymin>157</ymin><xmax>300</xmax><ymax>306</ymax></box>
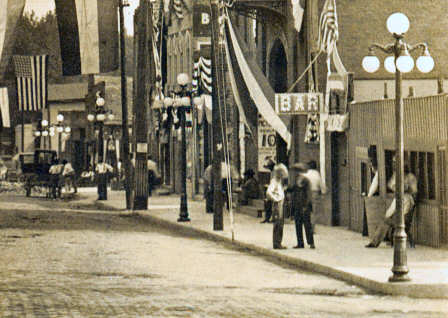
<box><xmin>137</xmin><ymin>212</ymin><xmax>448</xmax><ymax>299</ymax></box>
<box><xmin>1</xmin><ymin>206</ymin><xmax>446</xmax><ymax>299</ymax></box>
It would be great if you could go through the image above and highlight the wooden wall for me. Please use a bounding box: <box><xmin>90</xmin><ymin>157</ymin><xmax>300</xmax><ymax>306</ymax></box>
<box><xmin>347</xmin><ymin>94</ymin><xmax>448</xmax><ymax>247</ymax></box>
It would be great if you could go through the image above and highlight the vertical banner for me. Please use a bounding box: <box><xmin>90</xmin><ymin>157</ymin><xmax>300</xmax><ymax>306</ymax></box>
<box><xmin>0</xmin><ymin>87</ymin><xmax>10</xmax><ymax>127</ymax></box>
<box><xmin>258</xmin><ymin>115</ymin><xmax>277</xmax><ymax>172</ymax></box>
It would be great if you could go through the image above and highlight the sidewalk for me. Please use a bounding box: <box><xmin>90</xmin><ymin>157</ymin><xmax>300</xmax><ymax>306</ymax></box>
<box><xmin>1</xmin><ymin>189</ymin><xmax>447</xmax><ymax>299</ymax></box>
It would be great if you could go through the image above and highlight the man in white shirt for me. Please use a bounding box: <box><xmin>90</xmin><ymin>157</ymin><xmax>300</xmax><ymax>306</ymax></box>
<box><xmin>303</xmin><ymin>161</ymin><xmax>325</xmax><ymax>234</ymax></box>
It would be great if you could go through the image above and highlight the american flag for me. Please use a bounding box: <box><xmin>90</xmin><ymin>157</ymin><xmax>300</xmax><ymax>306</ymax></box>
<box><xmin>13</xmin><ymin>55</ymin><xmax>48</xmax><ymax>111</ymax></box>
<box><xmin>318</xmin><ymin>0</ymin><xmax>339</xmax><ymax>55</ymax></box>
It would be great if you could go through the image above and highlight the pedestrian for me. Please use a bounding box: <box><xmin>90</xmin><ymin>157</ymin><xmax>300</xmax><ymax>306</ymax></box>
<box><xmin>203</xmin><ymin>165</ymin><xmax>213</xmax><ymax>213</ymax></box>
<box><xmin>288</xmin><ymin>163</ymin><xmax>315</xmax><ymax>249</ymax></box>
<box><xmin>365</xmin><ymin>164</ymin><xmax>417</xmax><ymax>248</ymax></box>
<box><xmin>147</xmin><ymin>155</ymin><xmax>160</xmax><ymax>197</ymax></box>
<box><xmin>303</xmin><ymin>160</ymin><xmax>325</xmax><ymax>234</ymax></box>
<box><xmin>261</xmin><ymin>159</ymin><xmax>276</xmax><ymax>223</ymax></box>
<box><xmin>49</xmin><ymin>159</ymin><xmax>64</xmax><ymax>199</ymax></box>
<box><xmin>95</xmin><ymin>162</ymin><xmax>113</xmax><ymax>200</ymax></box>
<box><xmin>240</xmin><ymin>169</ymin><xmax>260</xmax><ymax>205</ymax></box>
<box><xmin>266</xmin><ymin>163</ymin><xmax>288</xmax><ymax>249</ymax></box>
<box><xmin>62</xmin><ymin>159</ymin><xmax>76</xmax><ymax>193</ymax></box>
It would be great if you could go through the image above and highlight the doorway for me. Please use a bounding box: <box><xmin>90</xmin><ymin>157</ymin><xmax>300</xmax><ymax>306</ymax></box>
<box><xmin>268</xmin><ymin>39</ymin><xmax>288</xmax><ymax>166</ymax></box>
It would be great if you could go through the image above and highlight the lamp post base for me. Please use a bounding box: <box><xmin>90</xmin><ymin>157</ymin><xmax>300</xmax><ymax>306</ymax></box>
<box><xmin>178</xmin><ymin>193</ymin><xmax>190</xmax><ymax>222</ymax></box>
<box><xmin>389</xmin><ymin>231</ymin><xmax>411</xmax><ymax>283</ymax></box>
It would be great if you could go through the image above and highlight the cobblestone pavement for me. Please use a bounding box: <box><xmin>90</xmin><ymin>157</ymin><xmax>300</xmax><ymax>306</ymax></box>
<box><xmin>0</xmin><ymin>209</ymin><xmax>447</xmax><ymax>317</ymax></box>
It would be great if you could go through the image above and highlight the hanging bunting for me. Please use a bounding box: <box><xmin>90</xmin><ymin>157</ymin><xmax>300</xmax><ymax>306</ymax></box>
<box><xmin>173</xmin><ymin>0</ymin><xmax>184</xmax><ymax>19</ymax></box>
<box><xmin>304</xmin><ymin>113</ymin><xmax>320</xmax><ymax>144</ymax></box>
<box><xmin>291</xmin><ymin>0</ymin><xmax>304</xmax><ymax>33</ymax></box>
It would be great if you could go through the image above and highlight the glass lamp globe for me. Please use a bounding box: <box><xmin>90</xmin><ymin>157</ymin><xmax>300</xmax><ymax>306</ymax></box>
<box><xmin>57</xmin><ymin>126</ymin><xmax>64</xmax><ymax>133</ymax></box>
<box><xmin>42</xmin><ymin>130</ymin><xmax>49</xmax><ymax>137</ymax></box>
<box><xmin>65</xmin><ymin>126</ymin><xmax>71</xmax><ymax>133</ymax></box>
<box><xmin>49</xmin><ymin>126</ymin><xmax>55</xmax><ymax>132</ymax></box>
<box><xmin>396</xmin><ymin>55</ymin><xmax>414</xmax><ymax>73</ymax></box>
<box><xmin>416</xmin><ymin>52</ymin><xmax>434</xmax><ymax>73</ymax></box>
<box><xmin>108</xmin><ymin>113</ymin><xmax>115</xmax><ymax>121</ymax></box>
<box><xmin>181</xmin><ymin>96</ymin><xmax>191</xmax><ymax>106</ymax></box>
<box><xmin>34</xmin><ymin>131</ymin><xmax>41</xmax><ymax>137</ymax></box>
<box><xmin>193</xmin><ymin>96</ymin><xmax>203</xmax><ymax>106</ymax></box>
<box><xmin>97</xmin><ymin>113</ymin><xmax>106</xmax><ymax>121</ymax></box>
<box><xmin>87</xmin><ymin>114</ymin><xmax>95</xmax><ymax>122</ymax></box>
<box><xmin>96</xmin><ymin>96</ymin><xmax>105</xmax><ymax>107</ymax></box>
<box><xmin>177</xmin><ymin>73</ymin><xmax>190</xmax><ymax>87</ymax></box>
<box><xmin>49</xmin><ymin>131</ymin><xmax>55</xmax><ymax>137</ymax></box>
<box><xmin>41</xmin><ymin>119</ymin><xmax>48</xmax><ymax>127</ymax></box>
<box><xmin>384</xmin><ymin>56</ymin><xmax>396</xmax><ymax>73</ymax></box>
<box><xmin>387</xmin><ymin>13</ymin><xmax>410</xmax><ymax>35</ymax></box>
<box><xmin>362</xmin><ymin>55</ymin><xmax>380</xmax><ymax>73</ymax></box>
<box><xmin>164</xmin><ymin>97</ymin><xmax>174</xmax><ymax>107</ymax></box>
<box><xmin>57</xmin><ymin>114</ymin><xmax>64</xmax><ymax>122</ymax></box>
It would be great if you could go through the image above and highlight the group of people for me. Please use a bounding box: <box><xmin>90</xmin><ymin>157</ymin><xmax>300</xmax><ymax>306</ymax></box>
<box><xmin>264</xmin><ymin>161</ymin><xmax>323</xmax><ymax>250</ymax></box>
<box><xmin>48</xmin><ymin>159</ymin><xmax>76</xmax><ymax>198</ymax></box>
<box><xmin>365</xmin><ymin>158</ymin><xmax>418</xmax><ymax>248</ymax></box>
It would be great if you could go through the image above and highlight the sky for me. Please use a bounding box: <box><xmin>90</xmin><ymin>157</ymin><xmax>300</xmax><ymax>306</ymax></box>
<box><xmin>24</xmin><ymin>0</ymin><xmax>139</xmax><ymax>35</ymax></box>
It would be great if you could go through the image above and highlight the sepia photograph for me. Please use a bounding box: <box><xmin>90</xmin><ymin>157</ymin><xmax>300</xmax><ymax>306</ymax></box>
<box><xmin>0</xmin><ymin>0</ymin><xmax>447</xmax><ymax>316</ymax></box>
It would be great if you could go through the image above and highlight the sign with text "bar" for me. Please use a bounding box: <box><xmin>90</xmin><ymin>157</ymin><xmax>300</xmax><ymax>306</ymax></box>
<box><xmin>275</xmin><ymin>93</ymin><xmax>324</xmax><ymax>114</ymax></box>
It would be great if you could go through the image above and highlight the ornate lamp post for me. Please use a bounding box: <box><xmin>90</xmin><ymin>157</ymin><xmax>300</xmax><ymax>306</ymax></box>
<box><xmin>87</xmin><ymin>91</ymin><xmax>115</xmax><ymax>200</ymax></box>
<box><xmin>55</xmin><ymin>114</ymin><xmax>71</xmax><ymax>157</ymax></box>
<box><xmin>362</xmin><ymin>12</ymin><xmax>435</xmax><ymax>282</ymax></box>
<box><xmin>34</xmin><ymin>119</ymin><xmax>52</xmax><ymax>149</ymax></box>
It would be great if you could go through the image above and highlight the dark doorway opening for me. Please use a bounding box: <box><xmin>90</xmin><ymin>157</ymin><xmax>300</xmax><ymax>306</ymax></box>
<box><xmin>268</xmin><ymin>39</ymin><xmax>288</xmax><ymax>166</ymax></box>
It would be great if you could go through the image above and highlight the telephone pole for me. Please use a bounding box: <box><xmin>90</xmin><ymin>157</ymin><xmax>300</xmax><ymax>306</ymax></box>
<box><xmin>119</xmin><ymin>0</ymin><xmax>132</xmax><ymax>209</ymax></box>
<box><xmin>132</xmin><ymin>0</ymin><xmax>155</xmax><ymax>210</ymax></box>
<box><xmin>209</xmin><ymin>0</ymin><xmax>224</xmax><ymax>231</ymax></box>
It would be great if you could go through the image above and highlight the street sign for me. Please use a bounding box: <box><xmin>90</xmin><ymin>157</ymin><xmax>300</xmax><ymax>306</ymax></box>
<box><xmin>275</xmin><ymin>92</ymin><xmax>324</xmax><ymax>115</ymax></box>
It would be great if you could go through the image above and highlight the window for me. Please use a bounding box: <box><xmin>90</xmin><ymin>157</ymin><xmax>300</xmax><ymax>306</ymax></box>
<box><xmin>385</xmin><ymin>149</ymin><xmax>436</xmax><ymax>200</ymax></box>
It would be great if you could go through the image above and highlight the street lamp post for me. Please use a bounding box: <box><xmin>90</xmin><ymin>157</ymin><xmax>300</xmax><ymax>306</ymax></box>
<box><xmin>87</xmin><ymin>91</ymin><xmax>115</xmax><ymax>200</ymax></box>
<box><xmin>55</xmin><ymin>114</ymin><xmax>71</xmax><ymax>158</ymax></box>
<box><xmin>362</xmin><ymin>13</ymin><xmax>434</xmax><ymax>282</ymax></box>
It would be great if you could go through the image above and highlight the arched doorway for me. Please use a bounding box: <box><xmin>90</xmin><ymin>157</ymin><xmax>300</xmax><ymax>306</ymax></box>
<box><xmin>268</xmin><ymin>39</ymin><xmax>288</xmax><ymax>166</ymax></box>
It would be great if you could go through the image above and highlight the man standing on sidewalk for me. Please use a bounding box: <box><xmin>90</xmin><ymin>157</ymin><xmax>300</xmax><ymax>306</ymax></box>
<box><xmin>266</xmin><ymin>164</ymin><xmax>288</xmax><ymax>249</ymax></box>
<box><xmin>303</xmin><ymin>160</ymin><xmax>325</xmax><ymax>234</ymax></box>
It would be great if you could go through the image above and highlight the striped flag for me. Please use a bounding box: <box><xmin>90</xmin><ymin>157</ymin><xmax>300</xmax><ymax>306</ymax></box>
<box><xmin>0</xmin><ymin>0</ymin><xmax>26</xmax><ymax>78</ymax></box>
<box><xmin>13</xmin><ymin>55</ymin><xmax>48</xmax><ymax>111</ymax></box>
<box><xmin>54</xmin><ymin>0</ymin><xmax>119</xmax><ymax>76</ymax></box>
<box><xmin>0</xmin><ymin>87</ymin><xmax>10</xmax><ymax>127</ymax></box>
<box><xmin>192</xmin><ymin>56</ymin><xmax>212</xmax><ymax>94</ymax></box>
<box><xmin>317</xmin><ymin>0</ymin><xmax>339</xmax><ymax>55</ymax></box>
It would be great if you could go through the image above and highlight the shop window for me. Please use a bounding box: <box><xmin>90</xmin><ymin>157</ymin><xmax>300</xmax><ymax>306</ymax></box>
<box><xmin>385</xmin><ymin>150</ymin><xmax>395</xmax><ymax>193</ymax></box>
<box><xmin>385</xmin><ymin>149</ymin><xmax>436</xmax><ymax>200</ymax></box>
<box><xmin>368</xmin><ymin>145</ymin><xmax>379</xmax><ymax>196</ymax></box>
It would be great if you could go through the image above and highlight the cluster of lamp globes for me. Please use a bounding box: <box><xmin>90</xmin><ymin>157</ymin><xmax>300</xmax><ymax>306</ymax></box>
<box><xmin>86</xmin><ymin>95</ymin><xmax>115</xmax><ymax>122</ymax></box>
<box><xmin>362</xmin><ymin>13</ymin><xmax>435</xmax><ymax>74</ymax></box>
<box><xmin>162</xmin><ymin>73</ymin><xmax>204</xmax><ymax>108</ymax></box>
<box><xmin>34</xmin><ymin>114</ymin><xmax>71</xmax><ymax>137</ymax></box>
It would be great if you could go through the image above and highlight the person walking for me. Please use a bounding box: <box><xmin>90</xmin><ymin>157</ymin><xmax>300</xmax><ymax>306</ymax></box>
<box><xmin>147</xmin><ymin>155</ymin><xmax>160</xmax><ymax>197</ymax></box>
<box><xmin>288</xmin><ymin>163</ymin><xmax>315</xmax><ymax>249</ymax></box>
<box><xmin>365</xmin><ymin>165</ymin><xmax>417</xmax><ymax>248</ymax></box>
<box><xmin>95</xmin><ymin>162</ymin><xmax>113</xmax><ymax>200</ymax></box>
<box><xmin>49</xmin><ymin>159</ymin><xmax>64</xmax><ymax>199</ymax></box>
<box><xmin>266</xmin><ymin>163</ymin><xmax>288</xmax><ymax>249</ymax></box>
<box><xmin>62</xmin><ymin>159</ymin><xmax>76</xmax><ymax>193</ymax></box>
<box><xmin>303</xmin><ymin>160</ymin><xmax>325</xmax><ymax>234</ymax></box>
<box><xmin>203</xmin><ymin>165</ymin><xmax>213</xmax><ymax>213</ymax></box>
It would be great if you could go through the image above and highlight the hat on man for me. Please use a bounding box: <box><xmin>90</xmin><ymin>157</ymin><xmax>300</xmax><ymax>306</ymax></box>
<box><xmin>291</xmin><ymin>162</ymin><xmax>308</xmax><ymax>172</ymax></box>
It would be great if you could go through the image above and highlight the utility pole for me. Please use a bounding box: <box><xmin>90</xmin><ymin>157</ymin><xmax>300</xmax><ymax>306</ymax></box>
<box><xmin>132</xmin><ymin>0</ymin><xmax>154</xmax><ymax>210</ymax></box>
<box><xmin>119</xmin><ymin>0</ymin><xmax>132</xmax><ymax>209</ymax></box>
<box><xmin>209</xmin><ymin>0</ymin><xmax>223</xmax><ymax>231</ymax></box>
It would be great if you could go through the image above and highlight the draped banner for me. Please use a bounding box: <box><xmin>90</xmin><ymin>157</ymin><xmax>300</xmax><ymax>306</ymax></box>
<box><xmin>0</xmin><ymin>0</ymin><xmax>26</xmax><ymax>78</ymax></box>
<box><xmin>0</xmin><ymin>87</ymin><xmax>10</xmax><ymax>127</ymax></box>
<box><xmin>225</xmin><ymin>14</ymin><xmax>291</xmax><ymax>147</ymax></box>
<box><xmin>55</xmin><ymin>0</ymin><xmax>119</xmax><ymax>76</ymax></box>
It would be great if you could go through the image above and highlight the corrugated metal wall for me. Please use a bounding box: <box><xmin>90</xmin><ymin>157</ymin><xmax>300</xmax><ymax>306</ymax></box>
<box><xmin>348</xmin><ymin>94</ymin><xmax>448</xmax><ymax>247</ymax></box>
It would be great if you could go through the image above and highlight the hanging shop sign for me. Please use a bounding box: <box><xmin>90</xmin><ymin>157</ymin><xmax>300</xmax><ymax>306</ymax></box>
<box><xmin>326</xmin><ymin>113</ymin><xmax>349</xmax><ymax>132</ymax></box>
<box><xmin>193</xmin><ymin>4</ymin><xmax>211</xmax><ymax>37</ymax></box>
<box><xmin>258</xmin><ymin>115</ymin><xmax>277</xmax><ymax>172</ymax></box>
<box><xmin>275</xmin><ymin>93</ymin><xmax>324</xmax><ymax>115</ymax></box>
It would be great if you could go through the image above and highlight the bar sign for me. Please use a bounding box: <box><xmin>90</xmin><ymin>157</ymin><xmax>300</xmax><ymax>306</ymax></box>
<box><xmin>275</xmin><ymin>93</ymin><xmax>324</xmax><ymax>114</ymax></box>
